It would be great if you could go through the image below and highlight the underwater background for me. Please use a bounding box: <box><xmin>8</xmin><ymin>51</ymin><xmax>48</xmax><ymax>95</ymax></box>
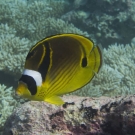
<box><xmin>0</xmin><ymin>0</ymin><xmax>135</xmax><ymax>134</ymax></box>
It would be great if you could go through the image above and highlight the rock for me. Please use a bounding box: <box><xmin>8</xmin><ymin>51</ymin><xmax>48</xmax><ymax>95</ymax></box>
<box><xmin>3</xmin><ymin>95</ymin><xmax>135</xmax><ymax>135</ymax></box>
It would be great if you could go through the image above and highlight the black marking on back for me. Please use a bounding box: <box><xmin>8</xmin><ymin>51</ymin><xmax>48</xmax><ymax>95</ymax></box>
<box><xmin>19</xmin><ymin>75</ymin><xmax>37</xmax><ymax>95</ymax></box>
<box><xmin>82</xmin><ymin>57</ymin><xmax>87</xmax><ymax>67</ymax></box>
<box><xmin>38</xmin><ymin>41</ymin><xmax>50</xmax><ymax>81</ymax></box>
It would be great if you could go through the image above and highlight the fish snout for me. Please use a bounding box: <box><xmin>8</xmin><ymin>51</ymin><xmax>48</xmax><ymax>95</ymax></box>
<box><xmin>15</xmin><ymin>82</ymin><xmax>27</xmax><ymax>96</ymax></box>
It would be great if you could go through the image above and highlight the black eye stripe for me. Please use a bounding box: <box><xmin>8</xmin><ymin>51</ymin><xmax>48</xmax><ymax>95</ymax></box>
<box><xmin>19</xmin><ymin>75</ymin><xmax>37</xmax><ymax>95</ymax></box>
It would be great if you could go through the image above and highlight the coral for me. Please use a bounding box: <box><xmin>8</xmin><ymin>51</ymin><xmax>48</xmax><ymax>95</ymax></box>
<box><xmin>1</xmin><ymin>40</ymin><xmax>134</xmax><ymax>134</ymax></box>
<box><xmin>0</xmin><ymin>24</ymin><xmax>33</xmax><ymax>75</ymax></box>
<box><xmin>1</xmin><ymin>0</ymin><xmax>134</xmax><ymax>77</ymax></box>
<box><xmin>0</xmin><ymin>0</ymin><xmax>83</xmax><ymax>41</ymax></box>
<box><xmin>0</xmin><ymin>1</ymin><xmax>90</xmax><ymax>132</ymax></box>
<box><xmin>131</xmin><ymin>37</ymin><xmax>135</xmax><ymax>45</ymax></box>
<box><xmin>64</xmin><ymin>0</ymin><xmax>135</xmax><ymax>46</ymax></box>
<box><xmin>24</xmin><ymin>17</ymin><xmax>90</xmax><ymax>41</ymax></box>
<box><xmin>0</xmin><ymin>0</ymin><xmax>135</xmax><ymax>134</ymax></box>
<box><xmin>0</xmin><ymin>84</ymin><xmax>26</xmax><ymax>134</ymax></box>
<box><xmin>11</xmin><ymin>0</ymin><xmax>70</xmax><ymax>40</ymax></box>
<box><xmin>3</xmin><ymin>95</ymin><xmax>135</xmax><ymax>135</ymax></box>
<box><xmin>0</xmin><ymin>85</ymin><xmax>16</xmax><ymax>130</ymax></box>
<box><xmin>0</xmin><ymin>0</ymin><xmax>89</xmax><ymax>75</ymax></box>
<box><xmin>1</xmin><ymin>0</ymin><xmax>135</xmax><ymax>46</ymax></box>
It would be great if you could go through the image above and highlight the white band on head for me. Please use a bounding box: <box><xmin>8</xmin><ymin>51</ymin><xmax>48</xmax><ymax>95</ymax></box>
<box><xmin>23</xmin><ymin>69</ymin><xmax>42</xmax><ymax>86</ymax></box>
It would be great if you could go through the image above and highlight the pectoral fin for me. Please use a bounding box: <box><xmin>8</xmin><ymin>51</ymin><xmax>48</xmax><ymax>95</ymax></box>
<box><xmin>44</xmin><ymin>96</ymin><xmax>65</xmax><ymax>105</ymax></box>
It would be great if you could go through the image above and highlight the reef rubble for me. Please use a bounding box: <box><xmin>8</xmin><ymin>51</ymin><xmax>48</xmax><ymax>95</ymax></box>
<box><xmin>3</xmin><ymin>95</ymin><xmax>135</xmax><ymax>135</ymax></box>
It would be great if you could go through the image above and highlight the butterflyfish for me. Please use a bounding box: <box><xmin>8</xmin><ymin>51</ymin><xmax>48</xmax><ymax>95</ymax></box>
<box><xmin>16</xmin><ymin>34</ymin><xmax>102</xmax><ymax>105</ymax></box>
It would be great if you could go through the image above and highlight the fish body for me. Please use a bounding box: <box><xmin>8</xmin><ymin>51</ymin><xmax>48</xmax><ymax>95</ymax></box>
<box><xmin>16</xmin><ymin>34</ymin><xmax>102</xmax><ymax>105</ymax></box>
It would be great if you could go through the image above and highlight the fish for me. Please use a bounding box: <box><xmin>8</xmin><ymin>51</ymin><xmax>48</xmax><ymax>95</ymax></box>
<box><xmin>16</xmin><ymin>34</ymin><xmax>102</xmax><ymax>105</ymax></box>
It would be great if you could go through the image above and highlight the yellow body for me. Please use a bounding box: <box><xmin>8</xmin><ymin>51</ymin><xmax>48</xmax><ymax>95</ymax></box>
<box><xmin>16</xmin><ymin>34</ymin><xmax>102</xmax><ymax>105</ymax></box>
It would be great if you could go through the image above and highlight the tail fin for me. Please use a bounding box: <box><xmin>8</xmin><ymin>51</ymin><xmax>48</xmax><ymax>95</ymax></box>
<box><xmin>88</xmin><ymin>45</ymin><xmax>102</xmax><ymax>74</ymax></box>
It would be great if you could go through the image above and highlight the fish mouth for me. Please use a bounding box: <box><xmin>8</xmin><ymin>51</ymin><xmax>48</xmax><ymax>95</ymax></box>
<box><xmin>15</xmin><ymin>81</ymin><xmax>29</xmax><ymax>97</ymax></box>
<box><xmin>15</xmin><ymin>82</ymin><xmax>24</xmax><ymax>96</ymax></box>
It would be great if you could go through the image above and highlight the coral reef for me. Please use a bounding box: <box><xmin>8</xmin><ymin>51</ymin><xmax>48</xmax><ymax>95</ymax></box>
<box><xmin>65</xmin><ymin>0</ymin><xmax>135</xmax><ymax>46</ymax></box>
<box><xmin>0</xmin><ymin>24</ymin><xmax>32</xmax><ymax>75</ymax></box>
<box><xmin>0</xmin><ymin>0</ymin><xmax>89</xmax><ymax>75</ymax></box>
<box><xmin>3</xmin><ymin>95</ymin><xmax>135</xmax><ymax>135</ymax></box>
<box><xmin>0</xmin><ymin>84</ymin><xmax>26</xmax><ymax>134</ymax></box>
<box><xmin>1</xmin><ymin>0</ymin><xmax>135</xmax><ymax>47</ymax></box>
<box><xmin>0</xmin><ymin>0</ymin><xmax>134</xmax><ymax>75</ymax></box>
<box><xmin>0</xmin><ymin>85</ymin><xmax>16</xmax><ymax>132</ymax></box>
<box><xmin>1</xmin><ymin>42</ymin><xmax>135</xmax><ymax>134</ymax></box>
<box><xmin>0</xmin><ymin>0</ymin><xmax>135</xmax><ymax>134</ymax></box>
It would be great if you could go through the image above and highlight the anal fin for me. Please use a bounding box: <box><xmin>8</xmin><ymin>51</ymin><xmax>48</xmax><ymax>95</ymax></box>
<box><xmin>44</xmin><ymin>96</ymin><xmax>65</xmax><ymax>105</ymax></box>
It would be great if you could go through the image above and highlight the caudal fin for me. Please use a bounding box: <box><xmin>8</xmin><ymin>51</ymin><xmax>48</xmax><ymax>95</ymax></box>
<box><xmin>88</xmin><ymin>45</ymin><xmax>102</xmax><ymax>74</ymax></box>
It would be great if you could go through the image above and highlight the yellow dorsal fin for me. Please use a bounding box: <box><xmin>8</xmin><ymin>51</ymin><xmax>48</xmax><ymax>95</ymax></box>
<box><xmin>44</xmin><ymin>96</ymin><xmax>65</xmax><ymax>105</ymax></box>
